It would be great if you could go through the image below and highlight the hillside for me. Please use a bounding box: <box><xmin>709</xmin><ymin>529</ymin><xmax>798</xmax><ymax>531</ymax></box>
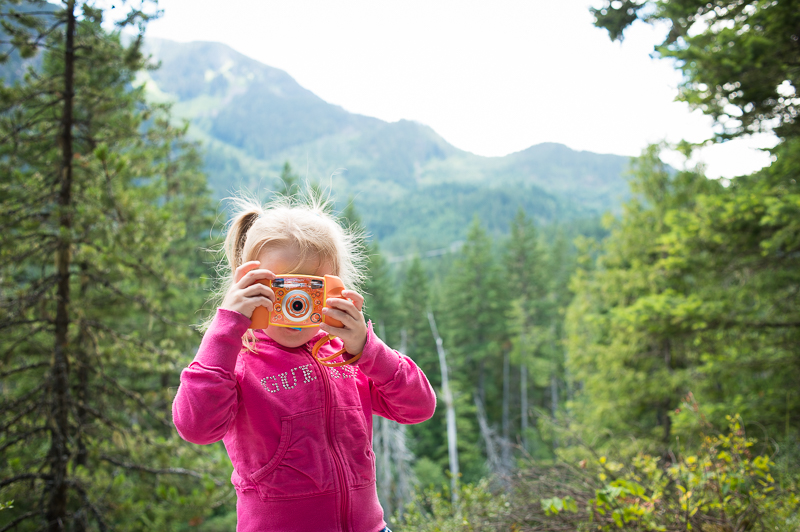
<box><xmin>146</xmin><ymin>38</ymin><xmax>633</xmax><ymax>253</ymax></box>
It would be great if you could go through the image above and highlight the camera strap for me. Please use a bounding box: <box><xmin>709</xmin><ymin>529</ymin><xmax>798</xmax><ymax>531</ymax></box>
<box><xmin>312</xmin><ymin>334</ymin><xmax>363</xmax><ymax>367</ymax></box>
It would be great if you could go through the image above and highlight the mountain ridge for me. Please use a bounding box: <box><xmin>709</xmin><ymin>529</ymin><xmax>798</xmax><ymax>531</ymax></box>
<box><xmin>140</xmin><ymin>37</ymin><xmax>632</xmax><ymax>253</ymax></box>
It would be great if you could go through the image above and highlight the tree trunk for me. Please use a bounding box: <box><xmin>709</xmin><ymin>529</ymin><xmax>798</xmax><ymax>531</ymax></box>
<box><xmin>474</xmin><ymin>393</ymin><xmax>500</xmax><ymax>475</ymax></box>
<box><xmin>428</xmin><ymin>311</ymin><xmax>459</xmax><ymax>503</ymax></box>
<box><xmin>519</xmin><ymin>313</ymin><xmax>529</xmax><ymax>452</ymax></box>
<box><xmin>520</xmin><ymin>362</ymin><xmax>528</xmax><ymax>451</ymax></box>
<box><xmin>501</xmin><ymin>350</ymin><xmax>510</xmax><ymax>471</ymax></box>
<box><xmin>378</xmin><ymin>417</ymin><xmax>392</xmax><ymax>516</ymax></box>
<box><xmin>47</xmin><ymin>3</ymin><xmax>76</xmax><ymax>530</ymax></box>
<box><xmin>550</xmin><ymin>374</ymin><xmax>558</xmax><ymax>449</ymax></box>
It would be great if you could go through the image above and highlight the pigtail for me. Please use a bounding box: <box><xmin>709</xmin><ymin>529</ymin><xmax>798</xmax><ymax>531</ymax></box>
<box><xmin>199</xmin><ymin>197</ymin><xmax>264</xmax><ymax>333</ymax></box>
<box><xmin>225</xmin><ymin>209</ymin><xmax>260</xmax><ymax>273</ymax></box>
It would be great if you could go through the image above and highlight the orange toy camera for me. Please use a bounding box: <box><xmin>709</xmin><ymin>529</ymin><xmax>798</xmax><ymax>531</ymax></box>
<box><xmin>249</xmin><ymin>274</ymin><xmax>347</xmax><ymax>330</ymax></box>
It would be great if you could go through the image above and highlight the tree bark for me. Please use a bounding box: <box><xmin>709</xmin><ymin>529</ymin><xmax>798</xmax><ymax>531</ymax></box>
<box><xmin>501</xmin><ymin>350</ymin><xmax>510</xmax><ymax>470</ymax></box>
<box><xmin>550</xmin><ymin>374</ymin><xmax>558</xmax><ymax>449</ymax></box>
<box><xmin>47</xmin><ymin>2</ymin><xmax>76</xmax><ymax>530</ymax></box>
<box><xmin>520</xmin><ymin>361</ymin><xmax>528</xmax><ymax>451</ymax></box>
<box><xmin>428</xmin><ymin>311</ymin><xmax>459</xmax><ymax>503</ymax></box>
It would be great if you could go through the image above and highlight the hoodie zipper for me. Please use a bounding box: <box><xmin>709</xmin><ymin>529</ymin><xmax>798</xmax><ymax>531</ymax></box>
<box><xmin>307</xmin><ymin>344</ymin><xmax>349</xmax><ymax>532</ymax></box>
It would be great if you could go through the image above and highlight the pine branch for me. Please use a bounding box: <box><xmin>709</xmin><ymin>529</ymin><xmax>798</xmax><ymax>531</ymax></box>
<box><xmin>0</xmin><ymin>361</ymin><xmax>49</xmax><ymax>379</ymax></box>
<box><xmin>81</xmin><ymin>318</ymin><xmax>176</xmax><ymax>359</ymax></box>
<box><xmin>0</xmin><ymin>380</ymin><xmax>47</xmax><ymax>413</ymax></box>
<box><xmin>0</xmin><ymin>198</ymin><xmax>58</xmax><ymax>221</ymax></box>
<box><xmin>0</xmin><ymin>399</ymin><xmax>44</xmax><ymax>432</ymax></box>
<box><xmin>81</xmin><ymin>267</ymin><xmax>184</xmax><ymax>325</ymax></box>
<box><xmin>0</xmin><ymin>324</ymin><xmax>46</xmax><ymax>365</ymax></box>
<box><xmin>0</xmin><ymin>426</ymin><xmax>48</xmax><ymax>455</ymax></box>
<box><xmin>0</xmin><ymin>275</ymin><xmax>57</xmax><ymax>313</ymax></box>
<box><xmin>0</xmin><ymin>473</ymin><xmax>53</xmax><ymax>490</ymax></box>
<box><xmin>0</xmin><ymin>97</ymin><xmax>64</xmax><ymax>144</ymax></box>
<box><xmin>73</xmin><ymin>401</ymin><xmax>129</xmax><ymax>434</ymax></box>
<box><xmin>0</xmin><ymin>511</ymin><xmax>42</xmax><ymax>532</ymax></box>
<box><xmin>67</xmin><ymin>481</ymin><xmax>111</xmax><ymax>532</ymax></box>
<box><xmin>0</xmin><ymin>240</ymin><xmax>59</xmax><ymax>270</ymax></box>
<box><xmin>99</xmin><ymin>454</ymin><xmax>225</xmax><ymax>486</ymax></box>
<box><xmin>86</xmin><ymin>368</ymin><xmax>173</xmax><ymax>429</ymax></box>
<box><xmin>0</xmin><ymin>318</ymin><xmax>49</xmax><ymax>332</ymax></box>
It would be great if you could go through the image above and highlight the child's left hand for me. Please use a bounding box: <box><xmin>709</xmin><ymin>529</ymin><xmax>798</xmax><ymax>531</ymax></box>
<box><xmin>319</xmin><ymin>290</ymin><xmax>367</xmax><ymax>355</ymax></box>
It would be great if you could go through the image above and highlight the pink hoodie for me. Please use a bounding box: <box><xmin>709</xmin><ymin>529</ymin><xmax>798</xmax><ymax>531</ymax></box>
<box><xmin>173</xmin><ymin>309</ymin><xmax>436</xmax><ymax>532</ymax></box>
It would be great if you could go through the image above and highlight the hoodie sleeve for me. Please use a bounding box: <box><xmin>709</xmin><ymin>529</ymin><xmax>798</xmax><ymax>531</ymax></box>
<box><xmin>172</xmin><ymin>308</ymin><xmax>251</xmax><ymax>445</ymax></box>
<box><xmin>355</xmin><ymin>322</ymin><xmax>437</xmax><ymax>424</ymax></box>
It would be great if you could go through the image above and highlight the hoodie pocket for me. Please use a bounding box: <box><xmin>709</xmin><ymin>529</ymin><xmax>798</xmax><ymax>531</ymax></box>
<box><xmin>333</xmin><ymin>406</ymin><xmax>375</xmax><ymax>488</ymax></box>
<box><xmin>250</xmin><ymin>408</ymin><xmax>335</xmax><ymax>500</ymax></box>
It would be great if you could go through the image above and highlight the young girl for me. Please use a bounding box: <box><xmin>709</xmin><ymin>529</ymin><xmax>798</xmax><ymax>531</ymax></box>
<box><xmin>172</xmin><ymin>195</ymin><xmax>436</xmax><ymax>532</ymax></box>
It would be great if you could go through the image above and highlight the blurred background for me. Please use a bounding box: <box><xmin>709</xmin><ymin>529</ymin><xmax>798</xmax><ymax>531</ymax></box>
<box><xmin>1</xmin><ymin>0</ymin><xmax>798</xmax><ymax>530</ymax></box>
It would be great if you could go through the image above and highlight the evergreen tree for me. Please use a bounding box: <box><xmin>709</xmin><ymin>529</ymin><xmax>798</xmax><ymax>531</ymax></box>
<box><xmin>592</xmin><ymin>0</ymin><xmax>800</xmax><ymax>140</ymax></box>
<box><xmin>363</xmin><ymin>241</ymin><xmax>398</xmax><ymax>343</ymax></box>
<box><xmin>564</xmin><ymin>141</ymin><xmax>800</xmax><ymax>458</ymax></box>
<box><xmin>0</xmin><ymin>3</ymin><xmax>225</xmax><ymax>530</ymax></box>
<box><xmin>398</xmin><ymin>258</ymin><xmax>443</xmax><ymax>473</ymax></box>
<box><xmin>439</xmin><ymin>218</ymin><xmax>507</xmax><ymax>481</ymax></box>
<box><xmin>505</xmin><ymin>209</ymin><xmax>547</xmax><ymax>455</ymax></box>
<box><xmin>443</xmin><ymin>218</ymin><xmax>506</xmax><ymax>411</ymax></box>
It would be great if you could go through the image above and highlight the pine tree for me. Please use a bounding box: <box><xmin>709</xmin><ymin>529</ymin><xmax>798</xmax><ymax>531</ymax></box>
<box><xmin>505</xmin><ymin>209</ymin><xmax>547</xmax><ymax>455</ymax></box>
<box><xmin>363</xmin><ymin>240</ymin><xmax>397</xmax><ymax>342</ymax></box>
<box><xmin>0</xmin><ymin>3</ymin><xmax>226</xmax><ymax>530</ymax></box>
<box><xmin>443</xmin><ymin>218</ymin><xmax>506</xmax><ymax>410</ymax></box>
<box><xmin>440</xmin><ymin>218</ymin><xmax>507</xmax><ymax>481</ymax></box>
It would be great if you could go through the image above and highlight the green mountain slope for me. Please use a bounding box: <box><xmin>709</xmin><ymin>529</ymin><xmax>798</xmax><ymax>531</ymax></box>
<box><xmin>140</xmin><ymin>37</ymin><xmax>631</xmax><ymax>253</ymax></box>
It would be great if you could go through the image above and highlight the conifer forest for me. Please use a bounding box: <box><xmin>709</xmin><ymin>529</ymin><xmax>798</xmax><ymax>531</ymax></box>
<box><xmin>1</xmin><ymin>0</ymin><xmax>799</xmax><ymax>530</ymax></box>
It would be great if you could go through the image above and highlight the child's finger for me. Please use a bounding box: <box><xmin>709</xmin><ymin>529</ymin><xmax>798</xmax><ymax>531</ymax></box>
<box><xmin>234</xmin><ymin>261</ymin><xmax>261</xmax><ymax>283</ymax></box>
<box><xmin>325</xmin><ymin>297</ymin><xmax>361</xmax><ymax>317</ymax></box>
<box><xmin>241</xmin><ymin>283</ymin><xmax>275</xmax><ymax>306</ymax></box>
<box><xmin>318</xmin><ymin>322</ymin><xmax>343</xmax><ymax>336</ymax></box>
<box><xmin>341</xmin><ymin>290</ymin><xmax>364</xmax><ymax>311</ymax></box>
<box><xmin>321</xmin><ymin>306</ymin><xmax>354</xmax><ymax>326</ymax></box>
<box><xmin>252</xmin><ymin>296</ymin><xmax>273</xmax><ymax>310</ymax></box>
<box><xmin>237</xmin><ymin>268</ymin><xmax>276</xmax><ymax>288</ymax></box>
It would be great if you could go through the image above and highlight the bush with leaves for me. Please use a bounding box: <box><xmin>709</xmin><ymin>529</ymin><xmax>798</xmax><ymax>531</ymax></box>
<box><xmin>397</xmin><ymin>478</ymin><xmax>510</xmax><ymax>532</ymax></box>
<box><xmin>533</xmin><ymin>411</ymin><xmax>799</xmax><ymax>531</ymax></box>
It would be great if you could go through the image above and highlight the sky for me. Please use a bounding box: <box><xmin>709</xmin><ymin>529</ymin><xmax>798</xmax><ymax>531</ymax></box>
<box><xmin>142</xmin><ymin>0</ymin><xmax>778</xmax><ymax>179</ymax></box>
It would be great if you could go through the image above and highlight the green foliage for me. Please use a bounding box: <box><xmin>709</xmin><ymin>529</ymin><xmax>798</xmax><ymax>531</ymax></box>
<box><xmin>0</xmin><ymin>3</ymin><xmax>226</xmax><ymax>530</ymax></box>
<box><xmin>593</xmin><ymin>0</ymin><xmax>800</xmax><ymax>140</ymax></box>
<box><xmin>565</xmin><ymin>140</ymin><xmax>800</xmax><ymax>457</ymax></box>
<box><xmin>540</xmin><ymin>413</ymin><xmax>799</xmax><ymax>531</ymax></box>
<box><xmin>397</xmin><ymin>478</ymin><xmax>510</xmax><ymax>532</ymax></box>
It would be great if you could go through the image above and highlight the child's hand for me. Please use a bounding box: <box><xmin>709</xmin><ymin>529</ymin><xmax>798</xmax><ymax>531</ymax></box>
<box><xmin>220</xmin><ymin>261</ymin><xmax>277</xmax><ymax>319</ymax></box>
<box><xmin>320</xmin><ymin>290</ymin><xmax>367</xmax><ymax>355</ymax></box>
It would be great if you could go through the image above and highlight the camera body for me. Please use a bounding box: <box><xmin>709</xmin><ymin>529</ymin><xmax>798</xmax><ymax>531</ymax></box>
<box><xmin>249</xmin><ymin>274</ymin><xmax>346</xmax><ymax>330</ymax></box>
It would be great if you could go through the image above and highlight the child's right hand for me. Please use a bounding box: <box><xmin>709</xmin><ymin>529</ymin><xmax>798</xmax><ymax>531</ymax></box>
<box><xmin>220</xmin><ymin>261</ymin><xmax>277</xmax><ymax>319</ymax></box>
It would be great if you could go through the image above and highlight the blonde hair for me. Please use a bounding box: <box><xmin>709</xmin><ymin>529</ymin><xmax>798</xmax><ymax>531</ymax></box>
<box><xmin>203</xmin><ymin>188</ymin><xmax>367</xmax><ymax>333</ymax></box>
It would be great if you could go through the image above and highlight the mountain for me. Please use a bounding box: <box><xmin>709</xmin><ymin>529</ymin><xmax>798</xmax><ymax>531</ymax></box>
<box><xmin>149</xmin><ymin>38</ymin><xmax>634</xmax><ymax>253</ymax></box>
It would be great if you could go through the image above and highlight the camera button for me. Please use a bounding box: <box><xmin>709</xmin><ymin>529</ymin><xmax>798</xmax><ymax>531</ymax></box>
<box><xmin>274</xmin><ymin>304</ymin><xmax>281</xmax><ymax>312</ymax></box>
<box><xmin>311</xmin><ymin>313</ymin><xmax>322</xmax><ymax>323</ymax></box>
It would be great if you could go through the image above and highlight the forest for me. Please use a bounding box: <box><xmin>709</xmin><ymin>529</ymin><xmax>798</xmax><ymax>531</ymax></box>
<box><xmin>0</xmin><ymin>0</ymin><xmax>798</xmax><ymax>531</ymax></box>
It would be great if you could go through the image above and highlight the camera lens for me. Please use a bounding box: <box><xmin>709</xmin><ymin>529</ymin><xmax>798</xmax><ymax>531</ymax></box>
<box><xmin>283</xmin><ymin>290</ymin><xmax>313</xmax><ymax>322</ymax></box>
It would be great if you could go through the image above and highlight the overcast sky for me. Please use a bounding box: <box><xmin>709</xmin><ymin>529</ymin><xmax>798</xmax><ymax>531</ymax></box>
<box><xmin>142</xmin><ymin>0</ymin><xmax>778</xmax><ymax>179</ymax></box>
